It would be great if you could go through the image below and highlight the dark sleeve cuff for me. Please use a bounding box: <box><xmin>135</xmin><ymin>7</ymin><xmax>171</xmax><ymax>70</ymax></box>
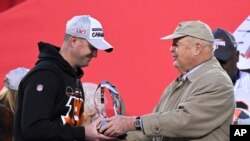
<box><xmin>71</xmin><ymin>126</ymin><xmax>85</xmax><ymax>140</ymax></box>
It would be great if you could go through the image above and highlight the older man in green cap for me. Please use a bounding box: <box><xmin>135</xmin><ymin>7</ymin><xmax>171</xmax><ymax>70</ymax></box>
<box><xmin>99</xmin><ymin>20</ymin><xmax>235</xmax><ymax>141</ymax></box>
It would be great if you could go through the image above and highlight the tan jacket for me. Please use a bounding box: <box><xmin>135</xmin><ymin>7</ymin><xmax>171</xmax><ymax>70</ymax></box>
<box><xmin>127</xmin><ymin>57</ymin><xmax>235</xmax><ymax>141</ymax></box>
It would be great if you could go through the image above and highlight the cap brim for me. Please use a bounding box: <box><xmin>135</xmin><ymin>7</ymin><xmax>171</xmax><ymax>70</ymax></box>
<box><xmin>214</xmin><ymin>51</ymin><xmax>233</xmax><ymax>61</ymax></box>
<box><xmin>88</xmin><ymin>39</ymin><xmax>113</xmax><ymax>53</ymax></box>
<box><xmin>161</xmin><ymin>33</ymin><xmax>186</xmax><ymax>40</ymax></box>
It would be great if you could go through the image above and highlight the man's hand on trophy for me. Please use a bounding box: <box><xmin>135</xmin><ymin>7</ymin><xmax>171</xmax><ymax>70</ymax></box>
<box><xmin>98</xmin><ymin>115</ymin><xmax>136</xmax><ymax>137</ymax></box>
<box><xmin>84</xmin><ymin>117</ymin><xmax>116</xmax><ymax>141</ymax></box>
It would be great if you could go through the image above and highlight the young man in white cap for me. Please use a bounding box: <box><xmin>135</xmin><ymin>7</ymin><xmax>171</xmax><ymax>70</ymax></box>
<box><xmin>99</xmin><ymin>21</ymin><xmax>235</xmax><ymax>141</ymax></box>
<box><xmin>14</xmin><ymin>15</ymin><xmax>114</xmax><ymax>141</ymax></box>
<box><xmin>213</xmin><ymin>28</ymin><xmax>250</xmax><ymax>124</ymax></box>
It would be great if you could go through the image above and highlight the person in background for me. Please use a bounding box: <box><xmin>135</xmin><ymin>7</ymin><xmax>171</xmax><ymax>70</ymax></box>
<box><xmin>213</xmin><ymin>28</ymin><xmax>250</xmax><ymax>124</ymax></box>
<box><xmin>81</xmin><ymin>82</ymin><xmax>100</xmax><ymax>124</ymax></box>
<box><xmin>14</xmin><ymin>15</ymin><xmax>114</xmax><ymax>141</ymax></box>
<box><xmin>0</xmin><ymin>105</ymin><xmax>12</xmax><ymax>141</ymax></box>
<box><xmin>0</xmin><ymin>67</ymin><xmax>29</xmax><ymax>141</ymax></box>
<box><xmin>99</xmin><ymin>21</ymin><xmax>235</xmax><ymax>141</ymax></box>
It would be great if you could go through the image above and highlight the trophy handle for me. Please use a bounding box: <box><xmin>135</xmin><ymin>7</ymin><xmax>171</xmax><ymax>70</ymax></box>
<box><xmin>95</xmin><ymin>81</ymin><xmax>125</xmax><ymax>118</ymax></box>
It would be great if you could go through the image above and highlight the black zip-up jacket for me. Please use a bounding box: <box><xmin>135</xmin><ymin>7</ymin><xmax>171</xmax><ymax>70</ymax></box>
<box><xmin>14</xmin><ymin>42</ymin><xmax>86</xmax><ymax>141</ymax></box>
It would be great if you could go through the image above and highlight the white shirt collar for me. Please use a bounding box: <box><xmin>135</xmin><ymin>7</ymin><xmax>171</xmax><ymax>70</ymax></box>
<box><xmin>182</xmin><ymin>63</ymin><xmax>204</xmax><ymax>80</ymax></box>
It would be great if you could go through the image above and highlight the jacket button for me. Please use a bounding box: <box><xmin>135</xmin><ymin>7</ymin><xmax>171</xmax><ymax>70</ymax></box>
<box><xmin>153</xmin><ymin>127</ymin><xmax>160</xmax><ymax>133</ymax></box>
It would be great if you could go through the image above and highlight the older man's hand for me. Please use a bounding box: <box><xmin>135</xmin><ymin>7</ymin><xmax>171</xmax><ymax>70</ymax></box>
<box><xmin>98</xmin><ymin>115</ymin><xmax>136</xmax><ymax>137</ymax></box>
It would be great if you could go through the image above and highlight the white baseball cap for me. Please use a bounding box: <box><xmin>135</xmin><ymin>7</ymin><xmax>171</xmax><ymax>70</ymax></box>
<box><xmin>66</xmin><ymin>15</ymin><xmax>113</xmax><ymax>52</ymax></box>
<box><xmin>4</xmin><ymin>67</ymin><xmax>30</xmax><ymax>90</ymax></box>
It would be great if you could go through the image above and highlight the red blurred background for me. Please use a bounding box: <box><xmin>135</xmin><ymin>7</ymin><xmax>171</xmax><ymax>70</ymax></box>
<box><xmin>0</xmin><ymin>0</ymin><xmax>249</xmax><ymax>116</ymax></box>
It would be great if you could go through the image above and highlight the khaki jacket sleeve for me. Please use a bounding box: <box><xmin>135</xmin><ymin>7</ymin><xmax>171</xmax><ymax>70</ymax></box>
<box><xmin>126</xmin><ymin>86</ymin><xmax>172</xmax><ymax>141</ymax></box>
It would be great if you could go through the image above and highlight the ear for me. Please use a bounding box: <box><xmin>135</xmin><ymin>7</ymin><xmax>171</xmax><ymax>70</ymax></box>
<box><xmin>69</xmin><ymin>36</ymin><xmax>78</xmax><ymax>48</ymax></box>
<box><xmin>193</xmin><ymin>42</ymin><xmax>202</xmax><ymax>56</ymax></box>
<box><xmin>69</xmin><ymin>36</ymin><xmax>77</xmax><ymax>42</ymax></box>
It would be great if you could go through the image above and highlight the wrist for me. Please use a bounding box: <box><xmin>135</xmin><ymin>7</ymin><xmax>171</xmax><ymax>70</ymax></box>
<box><xmin>133</xmin><ymin>116</ymin><xmax>142</xmax><ymax>131</ymax></box>
<box><xmin>129</xmin><ymin>116</ymin><xmax>136</xmax><ymax>131</ymax></box>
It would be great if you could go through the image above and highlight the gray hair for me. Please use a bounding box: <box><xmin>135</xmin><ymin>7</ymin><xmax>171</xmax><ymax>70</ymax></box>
<box><xmin>189</xmin><ymin>37</ymin><xmax>215</xmax><ymax>52</ymax></box>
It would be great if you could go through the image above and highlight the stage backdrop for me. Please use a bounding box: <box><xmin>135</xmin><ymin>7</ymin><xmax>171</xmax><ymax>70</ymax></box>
<box><xmin>0</xmin><ymin>0</ymin><xmax>249</xmax><ymax>115</ymax></box>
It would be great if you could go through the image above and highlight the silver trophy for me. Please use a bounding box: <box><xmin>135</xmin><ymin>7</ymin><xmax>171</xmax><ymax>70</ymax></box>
<box><xmin>94</xmin><ymin>81</ymin><xmax>125</xmax><ymax>126</ymax></box>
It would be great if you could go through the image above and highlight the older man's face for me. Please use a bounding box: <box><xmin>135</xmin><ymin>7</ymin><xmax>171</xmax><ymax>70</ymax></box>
<box><xmin>170</xmin><ymin>37</ymin><xmax>195</xmax><ymax>74</ymax></box>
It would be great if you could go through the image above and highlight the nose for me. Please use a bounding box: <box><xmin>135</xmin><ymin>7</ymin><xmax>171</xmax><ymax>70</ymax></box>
<box><xmin>170</xmin><ymin>45</ymin><xmax>176</xmax><ymax>53</ymax></box>
<box><xmin>91</xmin><ymin>50</ymin><xmax>98</xmax><ymax>58</ymax></box>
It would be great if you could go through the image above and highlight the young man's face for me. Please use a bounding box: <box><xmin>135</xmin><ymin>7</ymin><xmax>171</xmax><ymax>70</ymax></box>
<box><xmin>71</xmin><ymin>37</ymin><xmax>98</xmax><ymax>68</ymax></box>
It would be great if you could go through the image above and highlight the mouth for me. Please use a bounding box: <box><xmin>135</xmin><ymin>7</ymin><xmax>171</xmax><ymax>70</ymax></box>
<box><xmin>87</xmin><ymin>58</ymin><xmax>91</xmax><ymax>62</ymax></box>
<box><xmin>172</xmin><ymin>55</ymin><xmax>177</xmax><ymax>60</ymax></box>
